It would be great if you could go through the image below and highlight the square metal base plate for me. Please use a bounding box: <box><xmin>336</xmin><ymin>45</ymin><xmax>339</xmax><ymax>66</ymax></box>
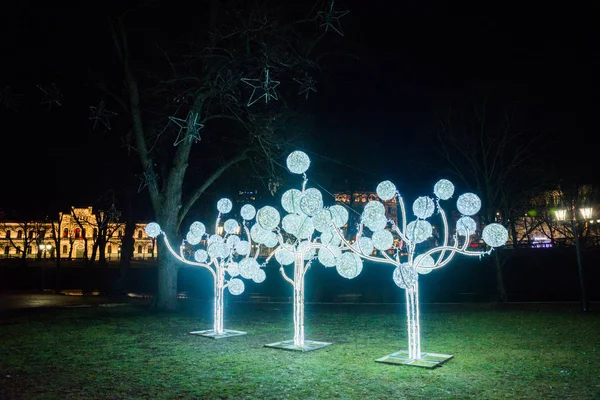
<box><xmin>189</xmin><ymin>329</ymin><xmax>247</xmax><ymax>339</ymax></box>
<box><xmin>264</xmin><ymin>339</ymin><xmax>332</xmax><ymax>352</ymax></box>
<box><xmin>376</xmin><ymin>350</ymin><xmax>454</xmax><ymax>368</ymax></box>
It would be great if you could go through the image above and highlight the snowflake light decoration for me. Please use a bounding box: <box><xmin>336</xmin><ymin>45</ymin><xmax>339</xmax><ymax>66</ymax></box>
<box><xmin>329</xmin><ymin>176</ymin><xmax>508</xmax><ymax>367</ymax></box>
<box><xmin>147</xmin><ymin>200</ymin><xmax>272</xmax><ymax>338</ymax></box>
<box><xmin>169</xmin><ymin>111</ymin><xmax>204</xmax><ymax>146</ymax></box>
<box><xmin>89</xmin><ymin>100</ymin><xmax>118</xmax><ymax>131</ymax></box>
<box><xmin>37</xmin><ymin>84</ymin><xmax>62</xmax><ymax>109</ymax></box>
<box><xmin>240</xmin><ymin>68</ymin><xmax>280</xmax><ymax>107</ymax></box>
<box><xmin>317</xmin><ymin>0</ymin><xmax>350</xmax><ymax>36</ymax></box>
<box><xmin>293</xmin><ymin>75</ymin><xmax>317</xmax><ymax>99</ymax></box>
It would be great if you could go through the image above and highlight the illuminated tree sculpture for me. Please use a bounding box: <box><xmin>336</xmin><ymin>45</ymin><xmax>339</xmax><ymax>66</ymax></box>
<box><xmin>259</xmin><ymin>151</ymin><xmax>360</xmax><ymax>352</ymax></box>
<box><xmin>331</xmin><ymin>179</ymin><xmax>509</xmax><ymax>367</ymax></box>
<box><xmin>145</xmin><ymin>199</ymin><xmax>269</xmax><ymax>339</ymax></box>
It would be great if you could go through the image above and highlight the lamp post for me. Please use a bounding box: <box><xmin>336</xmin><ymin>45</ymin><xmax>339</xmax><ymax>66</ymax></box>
<box><xmin>555</xmin><ymin>206</ymin><xmax>592</xmax><ymax>312</ymax></box>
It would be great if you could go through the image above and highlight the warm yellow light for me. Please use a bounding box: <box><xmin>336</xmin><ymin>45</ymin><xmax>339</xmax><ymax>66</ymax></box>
<box><xmin>579</xmin><ymin>207</ymin><xmax>593</xmax><ymax>220</ymax></box>
<box><xmin>554</xmin><ymin>209</ymin><xmax>567</xmax><ymax>221</ymax></box>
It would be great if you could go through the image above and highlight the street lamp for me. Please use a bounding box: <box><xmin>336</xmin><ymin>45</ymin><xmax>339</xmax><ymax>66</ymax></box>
<box><xmin>554</xmin><ymin>205</ymin><xmax>592</xmax><ymax>312</ymax></box>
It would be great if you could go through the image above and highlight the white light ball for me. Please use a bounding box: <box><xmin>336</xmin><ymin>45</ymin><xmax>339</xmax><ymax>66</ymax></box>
<box><xmin>257</xmin><ymin>206</ymin><xmax>280</xmax><ymax>230</ymax></box>
<box><xmin>226</xmin><ymin>234</ymin><xmax>240</xmax><ymax>248</ymax></box>
<box><xmin>329</xmin><ymin>205</ymin><xmax>349</xmax><ymax>228</ymax></box>
<box><xmin>145</xmin><ymin>222</ymin><xmax>161</xmax><ymax>238</ymax></box>
<box><xmin>286</xmin><ymin>150</ymin><xmax>311</xmax><ymax>174</ymax></box>
<box><xmin>252</xmin><ymin>268</ymin><xmax>266</xmax><ymax>283</ymax></box>
<box><xmin>299</xmin><ymin>188</ymin><xmax>323</xmax><ymax>216</ymax></box>
<box><xmin>240</xmin><ymin>204</ymin><xmax>256</xmax><ymax>221</ymax></box>
<box><xmin>482</xmin><ymin>223</ymin><xmax>509</xmax><ymax>248</ymax></box>
<box><xmin>208</xmin><ymin>242</ymin><xmax>229</xmax><ymax>259</ymax></box>
<box><xmin>414</xmin><ymin>254</ymin><xmax>435</xmax><ymax>275</ymax></box>
<box><xmin>228</xmin><ymin>278</ymin><xmax>245</xmax><ymax>295</ymax></box>
<box><xmin>312</xmin><ymin>209</ymin><xmax>333</xmax><ymax>233</ymax></box>
<box><xmin>412</xmin><ymin>196</ymin><xmax>435</xmax><ymax>219</ymax></box>
<box><xmin>372</xmin><ymin>229</ymin><xmax>394</xmax><ymax>251</ymax></box>
<box><xmin>358</xmin><ymin>236</ymin><xmax>374</xmax><ymax>255</ymax></box>
<box><xmin>281</xmin><ymin>189</ymin><xmax>303</xmax><ymax>214</ymax></box>
<box><xmin>434</xmin><ymin>179</ymin><xmax>454</xmax><ymax>200</ymax></box>
<box><xmin>194</xmin><ymin>249</ymin><xmax>208</xmax><ymax>263</ymax></box>
<box><xmin>456</xmin><ymin>216</ymin><xmax>477</xmax><ymax>236</ymax></box>
<box><xmin>190</xmin><ymin>221</ymin><xmax>206</xmax><ymax>238</ymax></box>
<box><xmin>275</xmin><ymin>248</ymin><xmax>294</xmax><ymax>266</ymax></box>
<box><xmin>282</xmin><ymin>214</ymin><xmax>314</xmax><ymax>239</ymax></box>
<box><xmin>227</xmin><ymin>262</ymin><xmax>240</xmax><ymax>277</ymax></box>
<box><xmin>393</xmin><ymin>263</ymin><xmax>418</xmax><ymax>289</ymax></box>
<box><xmin>406</xmin><ymin>220</ymin><xmax>433</xmax><ymax>244</ymax></box>
<box><xmin>363</xmin><ymin>212</ymin><xmax>388</xmax><ymax>232</ymax></box>
<box><xmin>217</xmin><ymin>198</ymin><xmax>233</xmax><ymax>214</ymax></box>
<box><xmin>336</xmin><ymin>253</ymin><xmax>363</xmax><ymax>279</ymax></box>
<box><xmin>376</xmin><ymin>180</ymin><xmax>397</xmax><ymax>201</ymax></box>
<box><xmin>250</xmin><ymin>223</ymin><xmax>270</xmax><ymax>244</ymax></box>
<box><xmin>457</xmin><ymin>193</ymin><xmax>481</xmax><ymax>216</ymax></box>
<box><xmin>208</xmin><ymin>234</ymin><xmax>224</xmax><ymax>244</ymax></box>
<box><xmin>320</xmin><ymin>230</ymin><xmax>342</xmax><ymax>247</ymax></box>
<box><xmin>318</xmin><ymin>245</ymin><xmax>341</xmax><ymax>267</ymax></box>
<box><xmin>239</xmin><ymin>258</ymin><xmax>259</xmax><ymax>279</ymax></box>
<box><xmin>235</xmin><ymin>240</ymin><xmax>250</xmax><ymax>256</ymax></box>
<box><xmin>186</xmin><ymin>231</ymin><xmax>202</xmax><ymax>245</ymax></box>
<box><xmin>223</xmin><ymin>219</ymin><xmax>239</xmax><ymax>234</ymax></box>
<box><xmin>263</xmin><ymin>231</ymin><xmax>279</xmax><ymax>248</ymax></box>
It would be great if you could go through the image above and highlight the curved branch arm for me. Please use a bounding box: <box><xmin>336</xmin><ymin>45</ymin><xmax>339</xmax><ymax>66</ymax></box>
<box><xmin>331</xmin><ymin>224</ymin><xmax>397</xmax><ymax>266</ymax></box>
<box><xmin>243</xmin><ymin>223</ymin><xmax>253</xmax><ymax>259</ymax></box>
<box><xmin>416</xmin><ymin>243</ymin><xmax>491</xmax><ymax>271</ymax></box>
<box><xmin>390</xmin><ymin>222</ymin><xmax>411</xmax><ymax>244</ymax></box>
<box><xmin>160</xmin><ymin>233</ymin><xmax>216</xmax><ymax>280</ymax></box>
<box><xmin>432</xmin><ymin>206</ymin><xmax>450</xmax><ymax>268</ymax></box>
<box><xmin>398</xmin><ymin>194</ymin><xmax>407</xmax><ymax>233</ymax></box>
<box><xmin>279</xmin><ymin>265</ymin><xmax>295</xmax><ymax>286</ymax></box>
<box><xmin>381</xmin><ymin>249</ymin><xmax>400</xmax><ymax>267</ymax></box>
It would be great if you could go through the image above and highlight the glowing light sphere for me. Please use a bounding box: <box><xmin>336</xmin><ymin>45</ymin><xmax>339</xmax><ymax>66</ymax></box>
<box><xmin>252</xmin><ymin>268</ymin><xmax>266</xmax><ymax>283</ymax></box>
<box><xmin>363</xmin><ymin>200</ymin><xmax>386</xmax><ymax>218</ymax></box>
<box><xmin>364</xmin><ymin>212</ymin><xmax>388</xmax><ymax>232</ymax></box>
<box><xmin>228</xmin><ymin>278</ymin><xmax>245</xmax><ymax>295</ymax></box>
<box><xmin>208</xmin><ymin>234</ymin><xmax>224</xmax><ymax>244</ymax></box>
<box><xmin>456</xmin><ymin>216</ymin><xmax>477</xmax><ymax>236</ymax></box>
<box><xmin>240</xmin><ymin>204</ymin><xmax>256</xmax><ymax>220</ymax></box>
<box><xmin>482</xmin><ymin>223</ymin><xmax>509</xmax><ymax>248</ymax></box>
<box><xmin>223</xmin><ymin>219</ymin><xmax>239</xmax><ymax>234</ymax></box>
<box><xmin>257</xmin><ymin>206</ymin><xmax>280</xmax><ymax>230</ymax></box>
<box><xmin>329</xmin><ymin>205</ymin><xmax>349</xmax><ymax>228</ymax></box>
<box><xmin>361</xmin><ymin>201</ymin><xmax>387</xmax><ymax>231</ymax></box>
<box><xmin>263</xmin><ymin>231</ymin><xmax>279</xmax><ymax>248</ymax></box>
<box><xmin>227</xmin><ymin>262</ymin><xmax>240</xmax><ymax>277</ymax></box>
<box><xmin>281</xmin><ymin>189</ymin><xmax>303</xmax><ymax>214</ymax></box>
<box><xmin>275</xmin><ymin>248</ymin><xmax>294</xmax><ymax>265</ymax></box>
<box><xmin>312</xmin><ymin>209</ymin><xmax>333</xmax><ymax>233</ymax></box>
<box><xmin>226</xmin><ymin>234</ymin><xmax>240</xmax><ymax>248</ymax></box>
<box><xmin>217</xmin><ymin>198</ymin><xmax>233</xmax><ymax>214</ymax></box>
<box><xmin>286</xmin><ymin>150</ymin><xmax>311</xmax><ymax>174</ymax></box>
<box><xmin>320</xmin><ymin>230</ymin><xmax>342</xmax><ymax>247</ymax></box>
<box><xmin>393</xmin><ymin>263</ymin><xmax>418</xmax><ymax>289</ymax></box>
<box><xmin>282</xmin><ymin>214</ymin><xmax>314</xmax><ymax>239</ymax></box>
<box><xmin>145</xmin><ymin>222</ymin><xmax>161</xmax><ymax>238</ymax></box>
<box><xmin>190</xmin><ymin>221</ymin><xmax>206</xmax><ymax>238</ymax></box>
<box><xmin>235</xmin><ymin>240</ymin><xmax>250</xmax><ymax>256</ymax></box>
<box><xmin>412</xmin><ymin>196</ymin><xmax>435</xmax><ymax>219</ymax></box>
<box><xmin>299</xmin><ymin>188</ymin><xmax>323</xmax><ymax>216</ymax></box>
<box><xmin>406</xmin><ymin>220</ymin><xmax>433</xmax><ymax>244</ymax></box>
<box><xmin>358</xmin><ymin>236</ymin><xmax>374</xmax><ymax>255</ymax></box>
<box><xmin>414</xmin><ymin>254</ymin><xmax>435</xmax><ymax>275</ymax></box>
<box><xmin>376</xmin><ymin>180</ymin><xmax>397</xmax><ymax>201</ymax></box>
<box><xmin>336</xmin><ymin>252</ymin><xmax>363</xmax><ymax>279</ymax></box>
<box><xmin>194</xmin><ymin>249</ymin><xmax>208</xmax><ymax>263</ymax></box>
<box><xmin>434</xmin><ymin>179</ymin><xmax>454</xmax><ymax>200</ymax></box>
<box><xmin>208</xmin><ymin>242</ymin><xmax>229</xmax><ymax>259</ymax></box>
<box><xmin>457</xmin><ymin>193</ymin><xmax>481</xmax><ymax>216</ymax></box>
<box><xmin>372</xmin><ymin>229</ymin><xmax>394</xmax><ymax>251</ymax></box>
<box><xmin>239</xmin><ymin>258</ymin><xmax>259</xmax><ymax>279</ymax></box>
<box><xmin>318</xmin><ymin>245</ymin><xmax>341</xmax><ymax>267</ymax></box>
<box><xmin>186</xmin><ymin>231</ymin><xmax>202</xmax><ymax>245</ymax></box>
<box><xmin>250</xmin><ymin>223</ymin><xmax>270</xmax><ymax>244</ymax></box>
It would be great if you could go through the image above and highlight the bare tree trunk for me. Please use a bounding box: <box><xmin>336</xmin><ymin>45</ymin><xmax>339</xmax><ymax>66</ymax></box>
<box><xmin>494</xmin><ymin>251</ymin><xmax>507</xmax><ymax>302</ymax></box>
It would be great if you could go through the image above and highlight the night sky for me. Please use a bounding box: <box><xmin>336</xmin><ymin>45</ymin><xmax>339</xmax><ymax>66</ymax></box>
<box><xmin>2</xmin><ymin>1</ymin><xmax>597</xmax><ymax>220</ymax></box>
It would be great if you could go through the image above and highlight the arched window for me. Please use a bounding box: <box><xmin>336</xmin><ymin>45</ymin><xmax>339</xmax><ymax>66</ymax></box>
<box><xmin>138</xmin><ymin>230</ymin><xmax>143</xmax><ymax>239</ymax></box>
<box><xmin>62</xmin><ymin>245</ymin><xmax>68</xmax><ymax>254</ymax></box>
<box><xmin>28</xmin><ymin>231</ymin><xmax>34</xmax><ymax>239</ymax></box>
<box><xmin>3</xmin><ymin>246</ymin><xmax>8</xmax><ymax>255</ymax></box>
<box><xmin>137</xmin><ymin>245</ymin><xmax>142</xmax><ymax>254</ymax></box>
<box><xmin>27</xmin><ymin>246</ymin><xmax>32</xmax><ymax>254</ymax></box>
<box><xmin>5</xmin><ymin>230</ymin><xmax>10</xmax><ymax>239</ymax></box>
<box><xmin>74</xmin><ymin>228</ymin><xmax>81</xmax><ymax>238</ymax></box>
<box><xmin>107</xmin><ymin>245</ymin><xmax>112</xmax><ymax>254</ymax></box>
<box><xmin>17</xmin><ymin>230</ymin><xmax>23</xmax><ymax>239</ymax></box>
<box><xmin>147</xmin><ymin>245</ymin><xmax>152</xmax><ymax>253</ymax></box>
<box><xmin>63</xmin><ymin>228</ymin><xmax>69</xmax><ymax>238</ymax></box>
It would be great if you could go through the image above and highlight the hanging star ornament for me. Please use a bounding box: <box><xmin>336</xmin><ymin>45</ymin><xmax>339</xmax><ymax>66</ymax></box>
<box><xmin>169</xmin><ymin>111</ymin><xmax>204</xmax><ymax>146</ymax></box>
<box><xmin>240</xmin><ymin>68</ymin><xmax>280</xmax><ymax>107</ymax></box>
<box><xmin>0</xmin><ymin>86</ymin><xmax>23</xmax><ymax>111</ymax></box>
<box><xmin>137</xmin><ymin>172</ymin><xmax>158</xmax><ymax>193</ymax></box>
<box><xmin>37</xmin><ymin>83</ymin><xmax>63</xmax><ymax>109</ymax></box>
<box><xmin>293</xmin><ymin>75</ymin><xmax>317</xmax><ymax>99</ymax></box>
<box><xmin>89</xmin><ymin>100</ymin><xmax>118</xmax><ymax>130</ymax></box>
<box><xmin>317</xmin><ymin>0</ymin><xmax>350</xmax><ymax>36</ymax></box>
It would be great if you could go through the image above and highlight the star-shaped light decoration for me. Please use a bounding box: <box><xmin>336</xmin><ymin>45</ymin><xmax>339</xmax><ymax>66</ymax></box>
<box><xmin>240</xmin><ymin>68</ymin><xmax>280</xmax><ymax>107</ymax></box>
<box><xmin>89</xmin><ymin>100</ymin><xmax>118</xmax><ymax>130</ymax></box>
<box><xmin>137</xmin><ymin>172</ymin><xmax>158</xmax><ymax>193</ymax></box>
<box><xmin>169</xmin><ymin>111</ymin><xmax>204</xmax><ymax>146</ymax></box>
<box><xmin>0</xmin><ymin>86</ymin><xmax>23</xmax><ymax>111</ymax></box>
<box><xmin>37</xmin><ymin>84</ymin><xmax>63</xmax><ymax>109</ymax></box>
<box><xmin>293</xmin><ymin>75</ymin><xmax>317</xmax><ymax>100</ymax></box>
<box><xmin>317</xmin><ymin>0</ymin><xmax>350</xmax><ymax>36</ymax></box>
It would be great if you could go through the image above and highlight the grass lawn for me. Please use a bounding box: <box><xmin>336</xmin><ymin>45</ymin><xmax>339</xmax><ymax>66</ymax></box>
<box><xmin>1</xmin><ymin>301</ymin><xmax>599</xmax><ymax>399</ymax></box>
